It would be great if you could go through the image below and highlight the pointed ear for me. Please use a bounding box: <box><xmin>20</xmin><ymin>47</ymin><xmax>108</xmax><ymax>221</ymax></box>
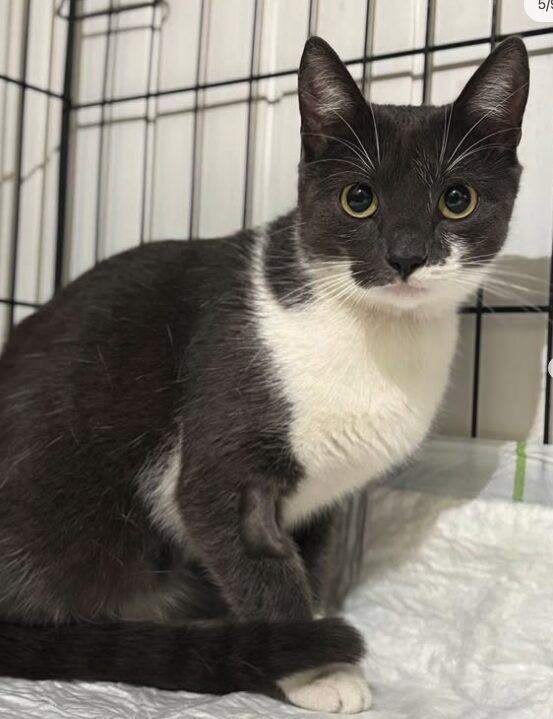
<box><xmin>298</xmin><ymin>36</ymin><xmax>366</xmax><ymax>158</ymax></box>
<box><xmin>454</xmin><ymin>36</ymin><xmax>529</xmax><ymax>147</ymax></box>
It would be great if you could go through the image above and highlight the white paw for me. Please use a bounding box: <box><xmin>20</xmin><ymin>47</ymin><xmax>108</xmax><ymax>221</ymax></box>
<box><xmin>278</xmin><ymin>663</ymin><xmax>372</xmax><ymax>714</ymax></box>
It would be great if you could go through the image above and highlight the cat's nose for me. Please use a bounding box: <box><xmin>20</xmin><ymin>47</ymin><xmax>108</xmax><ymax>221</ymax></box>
<box><xmin>386</xmin><ymin>254</ymin><xmax>427</xmax><ymax>280</ymax></box>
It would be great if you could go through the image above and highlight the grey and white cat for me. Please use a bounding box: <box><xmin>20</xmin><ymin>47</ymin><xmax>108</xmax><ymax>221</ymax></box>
<box><xmin>0</xmin><ymin>36</ymin><xmax>528</xmax><ymax>713</ymax></box>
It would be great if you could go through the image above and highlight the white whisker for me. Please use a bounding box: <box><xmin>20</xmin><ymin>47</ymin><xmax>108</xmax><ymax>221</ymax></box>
<box><xmin>368</xmin><ymin>100</ymin><xmax>381</xmax><ymax>165</ymax></box>
<box><xmin>446</xmin><ymin>82</ymin><xmax>528</xmax><ymax>168</ymax></box>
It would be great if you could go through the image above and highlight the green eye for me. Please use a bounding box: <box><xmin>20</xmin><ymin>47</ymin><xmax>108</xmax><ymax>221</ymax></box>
<box><xmin>439</xmin><ymin>184</ymin><xmax>478</xmax><ymax>219</ymax></box>
<box><xmin>340</xmin><ymin>184</ymin><xmax>378</xmax><ymax>218</ymax></box>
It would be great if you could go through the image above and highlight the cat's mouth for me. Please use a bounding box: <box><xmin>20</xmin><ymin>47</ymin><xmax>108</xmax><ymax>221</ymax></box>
<box><xmin>384</xmin><ymin>280</ymin><xmax>428</xmax><ymax>297</ymax></box>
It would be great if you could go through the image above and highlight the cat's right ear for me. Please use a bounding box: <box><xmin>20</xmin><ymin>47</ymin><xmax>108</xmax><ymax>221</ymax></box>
<box><xmin>298</xmin><ymin>36</ymin><xmax>366</xmax><ymax>159</ymax></box>
<box><xmin>453</xmin><ymin>36</ymin><xmax>529</xmax><ymax>147</ymax></box>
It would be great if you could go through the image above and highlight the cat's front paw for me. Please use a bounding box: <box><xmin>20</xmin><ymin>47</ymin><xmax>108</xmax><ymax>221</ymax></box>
<box><xmin>278</xmin><ymin>663</ymin><xmax>372</xmax><ymax>713</ymax></box>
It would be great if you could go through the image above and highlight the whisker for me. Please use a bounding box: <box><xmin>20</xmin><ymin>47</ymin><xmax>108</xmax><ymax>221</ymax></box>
<box><xmin>304</xmin><ymin>156</ymin><xmax>373</xmax><ymax>179</ymax></box>
<box><xmin>446</xmin><ymin>82</ymin><xmax>528</xmax><ymax>167</ymax></box>
<box><xmin>301</xmin><ymin>90</ymin><xmax>377</xmax><ymax>171</ymax></box>
<box><xmin>461</xmin><ymin>263</ymin><xmax>547</xmax><ymax>288</ymax></box>
<box><xmin>446</xmin><ymin>142</ymin><xmax>518</xmax><ymax>174</ymax></box>
<box><xmin>448</xmin><ymin>274</ymin><xmax>545</xmax><ymax>310</ymax></box>
<box><xmin>470</xmin><ymin>268</ymin><xmax>547</xmax><ymax>286</ymax></box>
<box><xmin>438</xmin><ymin>104</ymin><xmax>453</xmax><ymax>171</ymax></box>
<box><xmin>302</xmin><ymin>131</ymin><xmax>374</xmax><ymax>174</ymax></box>
<box><xmin>367</xmin><ymin>100</ymin><xmax>381</xmax><ymax>165</ymax></box>
<box><xmin>326</xmin><ymin>104</ymin><xmax>377</xmax><ymax>171</ymax></box>
<box><xmin>445</xmin><ymin>127</ymin><xmax>521</xmax><ymax>173</ymax></box>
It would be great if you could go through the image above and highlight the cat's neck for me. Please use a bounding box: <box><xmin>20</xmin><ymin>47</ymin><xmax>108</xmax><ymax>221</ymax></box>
<box><xmin>260</xmin><ymin>211</ymin><xmax>311</xmax><ymax>308</ymax></box>
<box><xmin>252</xmin><ymin>219</ymin><xmax>459</xmax><ymax>526</ymax></box>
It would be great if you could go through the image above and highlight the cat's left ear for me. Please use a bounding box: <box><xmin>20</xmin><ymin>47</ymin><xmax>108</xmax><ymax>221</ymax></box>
<box><xmin>298</xmin><ymin>36</ymin><xmax>366</xmax><ymax>158</ymax></box>
<box><xmin>454</xmin><ymin>36</ymin><xmax>529</xmax><ymax>147</ymax></box>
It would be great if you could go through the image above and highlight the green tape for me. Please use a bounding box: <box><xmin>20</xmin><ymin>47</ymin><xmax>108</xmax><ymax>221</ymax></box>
<box><xmin>513</xmin><ymin>441</ymin><xmax>527</xmax><ymax>502</ymax></box>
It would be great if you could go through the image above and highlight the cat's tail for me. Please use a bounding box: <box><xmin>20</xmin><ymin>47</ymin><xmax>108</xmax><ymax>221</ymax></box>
<box><xmin>0</xmin><ymin>616</ymin><xmax>364</xmax><ymax>694</ymax></box>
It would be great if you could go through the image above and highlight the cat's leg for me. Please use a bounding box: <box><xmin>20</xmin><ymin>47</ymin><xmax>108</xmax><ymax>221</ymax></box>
<box><xmin>179</xmin><ymin>483</ymin><xmax>371</xmax><ymax>713</ymax></box>
<box><xmin>294</xmin><ymin>511</ymin><xmax>335</xmax><ymax>611</ymax></box>
<box><xmin>283</xmin><ymin>512</ymin><xmax>372</xmax><ymax>713</ymax></box>
<box><xmin>179</xmin><ymin>479</ymin><xmax>314</xmax><ymax>622</ymax></box>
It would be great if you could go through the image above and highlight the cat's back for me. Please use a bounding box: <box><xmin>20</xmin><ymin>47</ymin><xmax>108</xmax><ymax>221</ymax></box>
<box><xmin>0</xmin><ymin>232</ymin><xmax>257</xmax><ymax>468</ymax></box>
<box><xmin>2</xmin><ymin>236</ymin><xmax>251</xmax><ymax>360</ymax></box>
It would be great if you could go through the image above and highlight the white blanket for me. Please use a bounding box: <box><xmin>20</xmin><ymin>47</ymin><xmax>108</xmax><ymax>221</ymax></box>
<box><xmin>1</xmin><ymin>439</ymin><xmax>553</xmax><ymax>718</ymax></box>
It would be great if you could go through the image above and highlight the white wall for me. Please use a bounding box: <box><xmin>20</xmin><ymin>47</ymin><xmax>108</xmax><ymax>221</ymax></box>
<box><xmin>1</xmin><ymin>0</ymin><xmax>553</xmax><ymax>442</ymax></box>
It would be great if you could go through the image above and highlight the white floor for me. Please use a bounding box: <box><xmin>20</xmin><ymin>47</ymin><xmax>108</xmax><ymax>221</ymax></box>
<box><xmin>346</xmin><ymin>486</ymin><xmax>553</xmax><ymax>719</ymax></box>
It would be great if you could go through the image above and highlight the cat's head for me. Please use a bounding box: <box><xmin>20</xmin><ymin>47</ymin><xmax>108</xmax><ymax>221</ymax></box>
<box><xmin>296</xmin><ymin>36</ymin><xmax>529</xmax><ymax>316</ymax></box>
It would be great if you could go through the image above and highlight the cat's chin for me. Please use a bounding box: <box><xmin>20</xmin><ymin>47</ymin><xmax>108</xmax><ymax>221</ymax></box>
<box><xmin>382</xmin><ymin>282</ymin><xmax>429</xmax><ymax>299</ymax></box>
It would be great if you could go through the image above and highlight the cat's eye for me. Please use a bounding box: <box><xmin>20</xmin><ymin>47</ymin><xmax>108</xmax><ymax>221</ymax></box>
<box><xmin>439</xmin><ymin>184</ymin><xmax>478</xmax><ymax>220</ymax></box>
<box><xmin>340</xmin><ymin>184</ymin><xmax>378</xmax><ymax>218</ymax></box>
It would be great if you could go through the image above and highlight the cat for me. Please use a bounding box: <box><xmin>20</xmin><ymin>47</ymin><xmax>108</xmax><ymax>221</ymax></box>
<box><xmin>0</xmin><ymin>35</ymin><xmax>528</xmax><ymax>713</ymax></box>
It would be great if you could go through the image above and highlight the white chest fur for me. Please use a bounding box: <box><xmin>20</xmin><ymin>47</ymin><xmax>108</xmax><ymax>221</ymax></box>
<box><xmin>253</xmin><ymin>250</ymin><xmax>458</xmax><ymax>527</ymax></box>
